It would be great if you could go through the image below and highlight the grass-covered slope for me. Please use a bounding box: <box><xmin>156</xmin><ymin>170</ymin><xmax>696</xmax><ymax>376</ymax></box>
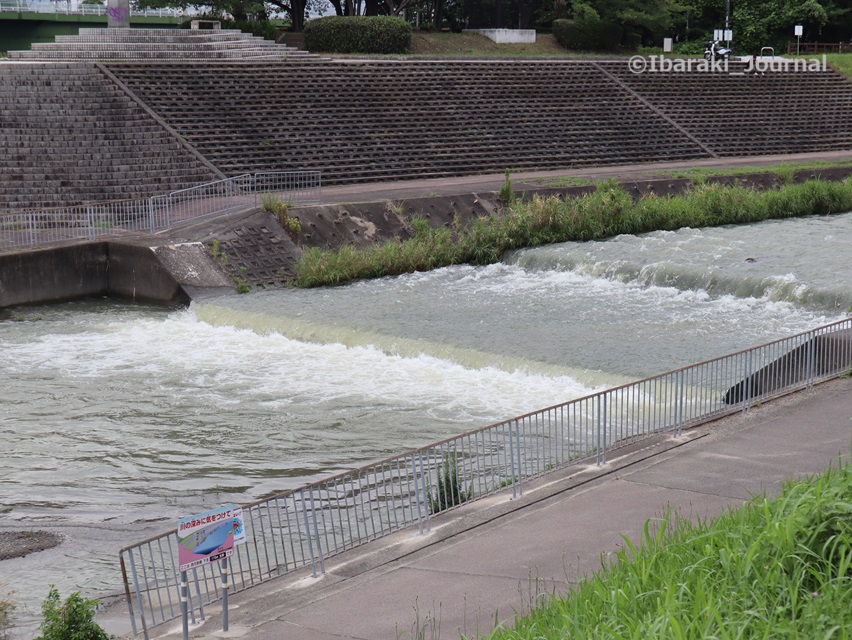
<box><xmin>483</xmin><ymin>461</ymin><xmax>852</xmax><ymax>639</ymax></box>
<box><xmin>294</xmin><ymin>178</ymin><xmax>852</xmax><ymax>288</ymax></box>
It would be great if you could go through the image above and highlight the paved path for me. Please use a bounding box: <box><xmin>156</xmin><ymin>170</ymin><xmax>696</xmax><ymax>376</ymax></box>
<box><xmin>123</xmin><ymin>377</ymin><xmax>851</xmax><ymax>640</ymax></box>
<box><xmin>318</xmin><ymin>150</ymin><xmax>852</xmax><ymax>205</ymax></box>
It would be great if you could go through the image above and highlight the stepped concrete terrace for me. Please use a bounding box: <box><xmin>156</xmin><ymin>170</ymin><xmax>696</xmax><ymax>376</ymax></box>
<box><xmin>104</xmin><ymin>58</ymin><xmax>852</xmax><ymax>186</ymax></box>
<box><xmin>0</xmin><ymin>62</ymin><xmax>221</xmax><ymax>211</ymax></box>
<box><xmin>599</xmin><ymin>60</ymin><xmax>852</xmax><ymax>156</ymax></box>
<box><xmin>6</xmin><ymin>27</ymin><xmax>315</xmax><ymax>61</ymax></box>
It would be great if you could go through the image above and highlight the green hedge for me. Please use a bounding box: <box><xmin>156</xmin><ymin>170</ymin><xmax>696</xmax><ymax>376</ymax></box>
<box><xmin>552</xmin><ymin>18</ymin><xmax>623</xmax><ymax>51</ymax></box>
<box><xmin>303</xmin><ymin>16</ymin><xmax>411</xmax><ymax>54</ymax></box>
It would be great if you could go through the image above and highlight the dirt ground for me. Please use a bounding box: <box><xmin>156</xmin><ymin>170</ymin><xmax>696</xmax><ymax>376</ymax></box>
<box><xmin>0</xmin><ymin>531</ymin><xmax>61</xmax><ymax>561</ymax></box>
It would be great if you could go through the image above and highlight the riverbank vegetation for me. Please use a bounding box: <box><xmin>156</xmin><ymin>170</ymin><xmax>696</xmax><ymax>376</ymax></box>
<box><xmin>293</xmin><ymin>177</ymin><xmax>852</xmax><ymax>288</ymax></box>
<box><xmin>480</xmin><ymin>461</ymin><xmax>852</xmax><ymax>639</ymax></box>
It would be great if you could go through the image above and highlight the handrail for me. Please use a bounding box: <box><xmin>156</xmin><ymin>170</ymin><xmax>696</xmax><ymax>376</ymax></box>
<box><xmin>0</xmin><ymin>171</ymin><xmax>322</xmax><ymax>250</ymax></box>
<box><xmin>118</xmin><ymin>316</ymin><xmax>852</xmax><ymax>637</ymax></box>
<box><xmin>0</xmin><ymin>0</ymin><xmax>193</xmax><ymax>18</ymax></box>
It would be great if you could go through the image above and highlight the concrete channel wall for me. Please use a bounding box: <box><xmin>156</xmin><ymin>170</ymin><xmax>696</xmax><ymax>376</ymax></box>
<box><xmin>0</xmin><ymin>240</ymin><xmax>235</xmax><ymax>309</ymax></box>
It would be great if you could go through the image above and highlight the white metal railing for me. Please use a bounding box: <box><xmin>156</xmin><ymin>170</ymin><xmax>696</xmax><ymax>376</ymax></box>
<box><xmin>119</xmin><ymin>317</ymin><xmax>852</xmax><ymax>638</ymax></box>
<box><xmin>0</xmin><ymin>171</ymin><xmax>322</xmax><ymax>250</ymax></box>
<box><xmin>0</xmin><ymin>0</ymin><xmax>194</xmax><ymax>18</ymax></box>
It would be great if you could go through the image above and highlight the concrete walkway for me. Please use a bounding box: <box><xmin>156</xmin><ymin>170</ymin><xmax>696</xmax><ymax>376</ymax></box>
<box><xmin>318</xmin><ymin>149</ymin><xmax>852</xmax><ymax>205</ymax></box>
<box><xmin>128</xmin><ymin>377</ymin><xmax>851</xmax><ymax>640</ymax></box>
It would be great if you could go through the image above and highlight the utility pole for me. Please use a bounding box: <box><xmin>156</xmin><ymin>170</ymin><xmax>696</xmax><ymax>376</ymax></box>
<box><xmin>725</xmin><ymin>0</ymin><xmax>731</xmax><ymax>47</ymax></box>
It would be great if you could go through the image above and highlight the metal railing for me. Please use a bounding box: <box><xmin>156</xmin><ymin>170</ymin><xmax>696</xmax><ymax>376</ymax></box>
<box><xmin>786</xmin><ymin>40</ymin><xmax>852</xmax><ymax>54</ymax></box>
<box><xmin>120</xmin><ymin>317</ymin><xmax>852</xmax><ymax>638</ymax></box>
<box><xmin>0</xmin><ymin>171</ymin><xmax>321</xmax><ymax>250</ymax></box>
<box><xmin>0</xmin><ymin>0</ymin><xmax>191</xmax><ymax>18</ymax></box>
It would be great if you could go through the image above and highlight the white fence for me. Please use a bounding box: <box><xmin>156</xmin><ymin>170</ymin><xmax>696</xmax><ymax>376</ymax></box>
<box><xmin>120</xmin><ymin>318</ymin><xmax>852</xmax><ymax>638</ymax></box>
<box><xmin>0</xmin><ymin>171</ymin><xmax>322</xmax><ymax>250</ymax></box>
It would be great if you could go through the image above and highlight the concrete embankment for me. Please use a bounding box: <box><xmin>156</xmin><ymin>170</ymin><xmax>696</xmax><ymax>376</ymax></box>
<box><xmin>3</xmin><ymin>161</ymin><xmax>852</xmax><ymax>310</ymax></box>
<box><xmin>0</xmin><ymin>239</ymin><xmax>232</xmax><ymax>310</ymax></box>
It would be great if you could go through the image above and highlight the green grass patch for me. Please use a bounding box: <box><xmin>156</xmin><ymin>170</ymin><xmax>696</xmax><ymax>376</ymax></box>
<box><xmin>526</xmin><ymin>176</ymin><xmax>596</xmax><ymax>188</ymax></box>
<box><xmin>293</xmin><ymin>178</ymin><xmax>852</xmax><ymax>288</ymax></box>
<box><xmin>406</xmin><ymin>32</ymin><xmax>606</xmax><ymax>58</ymax></box>
<box><xmin>480</xmin><ymin>461</ymin><xmax>852</xmax><ymax>639</ymax></box>
<box><xmin>653</xmin><ymin>159</ymin><xmax>852</xmax><ymax>181</ymax></box>
<box><xmin>825</xmin><ymin>54</ymin><xmax>852</xmax><ymax>80</ymax></box>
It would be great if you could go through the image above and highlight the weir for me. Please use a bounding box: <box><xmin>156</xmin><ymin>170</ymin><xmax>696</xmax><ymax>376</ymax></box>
<box><xmin>724</xmin><ymin>329</ymin><xmax>852</xmax><ymax>404</ymax></box>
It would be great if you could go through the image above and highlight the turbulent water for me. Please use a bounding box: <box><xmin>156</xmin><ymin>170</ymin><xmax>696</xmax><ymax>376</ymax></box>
<box><xmin>1</xmin><ymin>212</ymin><xmax>850</xmax><ymax>618</ymax></box>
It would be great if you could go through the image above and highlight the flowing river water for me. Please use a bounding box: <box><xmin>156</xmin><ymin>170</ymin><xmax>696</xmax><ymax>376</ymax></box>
<box><xmin>1</xmin><ymin>212</ymin><xmax>851</xmax><ymax>622</ymax></box>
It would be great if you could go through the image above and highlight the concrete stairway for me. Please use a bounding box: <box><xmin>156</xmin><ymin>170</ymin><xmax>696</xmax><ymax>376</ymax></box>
<box><xmin>0</xmin><ymin>63</ymin><xmax>220</xmax><ymax>211</ymax></box>
<box><xmin>105</xmin><ymin>59</ymin><xmax>714</xmax><ymax>185</ymax></box>
<box><xmin>7</xmin><ymin>28</ymin><xmax>316</xmax><ymax>61</ymax></box>
<box><xmin>600</xmin><ymin>60</ymin><xmax>852</xmax><ymax>156</ymax></box>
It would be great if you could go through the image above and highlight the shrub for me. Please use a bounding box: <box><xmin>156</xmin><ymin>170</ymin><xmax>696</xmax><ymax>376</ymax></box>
<box><xmin>498</xmin><ymin>168</ymin><xmax>515</xmax><ymax>205</ymax></box>
<box><xmin>552</xmin><ymin>17</ymin><xmax>623</xmax><ymax>51</ymax></box>
<box><xmin>304</xmin><ymin>16</ymin><xmax>411</xmax><ymax>54</ymax></box>
<box><xmin>0</xmin><ymin>589</ymin><xmax>15</xmax><ymax>640</ymax></box>
<box><xmin>36</xmin><ymin>587</ymin><xmax>108</xmax><ymax>640</ymax></box>
<box><xmin>430</xmin><ymin>453</ymin><xmax>470</xmax><ymax>514</ymax></box>
<box><xmin>261</xmin><ymin>193</ymin><xmax>300</xmax><ymax>242</ymax></box>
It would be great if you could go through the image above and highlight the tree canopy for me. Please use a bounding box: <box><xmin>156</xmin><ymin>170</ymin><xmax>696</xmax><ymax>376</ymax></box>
<box><xmin>131</xmin><ymin>0</ymin><xmax>852</xmax><ymax>48</ymax></box>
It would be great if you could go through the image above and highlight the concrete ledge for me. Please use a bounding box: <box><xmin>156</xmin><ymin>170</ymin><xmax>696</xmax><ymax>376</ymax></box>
<box><xmin>468</xmin><ymin>28</ymin><xmax>536</xmax><ymax>44</ymax></box>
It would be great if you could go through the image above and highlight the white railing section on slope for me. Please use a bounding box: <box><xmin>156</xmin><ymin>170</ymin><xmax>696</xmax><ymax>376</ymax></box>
<box><xmin>119</xmin><ymin>317</ymin><xmax>852</xmax><ymax>638</ymax></box>
<box><xmin>0</xmin><ymin>0</ymin><xmax>192</xmax><ymax>18</ymax></box>
<box><xmin>0</xmin><ymin>171</ymin><xmax>321</xmax><ymax>250</ymax></box>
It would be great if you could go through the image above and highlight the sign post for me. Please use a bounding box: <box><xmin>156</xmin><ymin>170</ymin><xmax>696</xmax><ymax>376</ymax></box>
<box><xmin>795</xmin><ymin>25</ymin><xmax>803</xmax><ymax>55</ymax></box>
<box><xmin>177</xmin><ymin>505</ymin><xmax>236</xmax><ymax>637</ymax></box>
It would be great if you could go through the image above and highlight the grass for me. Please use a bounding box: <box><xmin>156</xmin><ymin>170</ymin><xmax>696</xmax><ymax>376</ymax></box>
<box><xmin>653</xmin><ymin>159</ymin><xmax>852</xmax><ymax>181</ymax></box>
<box><xmin>810</xmin><ymin>53</ymin><xmax>852</xmax><ymax>80</ymax></box>
<box><xmin>0</xmin><ymin>587</ymin><xmax>14</xmax><ymax>640</ymax></box>
<box><xmin>478</xmin><ymin>460</ymin><xmax>852</xmax><ymax>639</ymax></box>
<box><xmin>406</xmin><ymin>32</ymin><xmax>611</xmax><ymax>58</ymax></box>
<box><xmin>293</xmin><ymin>177</ymin><xmax>852</xmax><ymax>288</ymax></box>
<box><xmin>526</xmin><ymin>176</ymin><xmax>596</xmax><ymax>188</ymax></box>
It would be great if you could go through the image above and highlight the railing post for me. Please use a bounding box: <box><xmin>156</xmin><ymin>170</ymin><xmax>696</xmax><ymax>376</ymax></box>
<box><xmin>410</xmin><ymin>452</ymin><xmax>425</xmax><ymax>535</ymax></box>
<box><xmin>514</xmin><ymin>420</ymin><xmax>523</xmax><ymax>496</ymax></box>
<box><xmin>148</xmin><ymin>198</ymin><xmax>156</xmax><ymax>234</ymax></box>
<box><xmin>308</xmin><ymin>488</ymin><xmax>326</xmax><ymax>575</ymax></box>
<box><xmin>743</xmin><ymin>351</ymin><xmax>753</xmax><ymax>412</ymax></box>
<box><xmin>418</xmin><ymin>450</ymin><xmax>431</xmax><ymax>532</ymax></box>
<box><xmin>300</xmin><ymin>489</ymin><xmax>318</xmax><ymax>577</ymax></box>
<box><xmin>127</xmin><ymin>549</ymin><xmax>151</xmax><ymax>640</ymax></box>
<box><xmin>806</xmin><ymin>331</ymin><xmax>816</xmax><ymax>389</ymax></box>
<box><xmin>27</xmin><ymin>211</ymin><xmax>36</xmax><ymax>247</ymax></box>
<box><xmin>87</xmin><ymin>206</ymin><xmax>95</xmax><ymax>240</ymax></box>
<box><xmin>508</xmin><ymin>421</ymin><xmax>517</xmax><ymax>498</ymax></box>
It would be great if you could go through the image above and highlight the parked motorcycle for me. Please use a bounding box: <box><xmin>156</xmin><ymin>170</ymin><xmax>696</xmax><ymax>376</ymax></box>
<box><xmin>704</xmin><ymin>40</ymin><xmax>732</xmax><ymax>61</ymax></box>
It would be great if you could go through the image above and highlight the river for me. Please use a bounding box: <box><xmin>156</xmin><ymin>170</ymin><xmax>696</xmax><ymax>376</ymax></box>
<box><xmin>1</xmin><ymin>212</ymin><xmax>850</xmax><ymax>623</ymax></box>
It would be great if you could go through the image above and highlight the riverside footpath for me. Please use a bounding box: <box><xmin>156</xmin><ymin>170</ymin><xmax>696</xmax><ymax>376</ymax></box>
<box><xmin>109</xmin><ymin>377</ymin><xmax>852</xmax><ymax>640</ymax></box>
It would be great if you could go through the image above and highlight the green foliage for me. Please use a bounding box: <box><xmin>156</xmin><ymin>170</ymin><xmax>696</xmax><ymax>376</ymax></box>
<box><xmin>304</xmin><ymin>16</ymin><xmax>411</xmax><ymax>54</ymax></box>
<box><xmin>0</xmin><ymin>588</ymin><xmax>15</xmax><ymax>640</ymax></box>
<box><xmin>429</xmin><ymin>453</ymin><xmax>470</xmax><ymax>514</ymax></box>
<box><xmin>36</xmin><ymin>587</ymin><xmax>109</xmax><ymax>640</ymax></box>
<box><xmin>261</xmin><ymin>193</ymin><xmax>300</xmax><ymax>242</ymax></box>
<box><xmin>498</xmin><ymin>168</ymin><xmax>516</xmax><ymax>205</ymax></box>
<box><xmin>210</xmin><ymin>239</ymin><xmax>229</xmax><ymax>266</ymax></box>
<box><xmin>484</xmin><ymin>462</ymin><xmax>852</xmax><ymax>639</ymax></box>
<box><xmin>552</xmin><ymin>17</ymin><xmax>623</xmax><ymax>51</ymax></box>
<box><xmin>294</xmin><ymin>178</ymin><xmax>852</xmax><ymax>288</ymax></box>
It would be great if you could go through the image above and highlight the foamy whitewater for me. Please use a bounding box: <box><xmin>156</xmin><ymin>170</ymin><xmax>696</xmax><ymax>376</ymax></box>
<box><xmin>1</xmin><ymin>212</ymin><xmax>850</xmax><ymax>616</ymax></box>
